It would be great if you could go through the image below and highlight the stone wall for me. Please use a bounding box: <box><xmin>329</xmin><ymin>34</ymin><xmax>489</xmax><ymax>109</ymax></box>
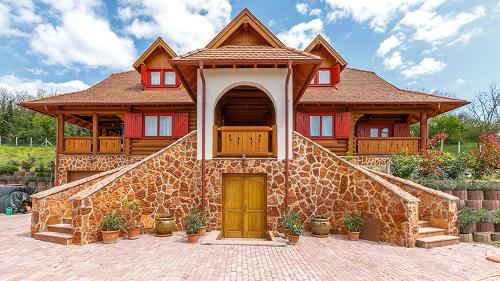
<box><xmin>368</xmin><ymin>169</ymin><xmax>459</xmax><ymax>236</ymax></box>
<box><xmin>56</xmin><ymin>154</ymin><xmax>144</xmax><ymax>185</ymax></box>
<box><xmin>348</xmin><ymin>155</ymin><xmax>390</xmax><ymax>167</ymax></box>
<box><xmin>67</xmin><ymin>131</ymin><xmax>420</xmax><ymax>247</ymax></box>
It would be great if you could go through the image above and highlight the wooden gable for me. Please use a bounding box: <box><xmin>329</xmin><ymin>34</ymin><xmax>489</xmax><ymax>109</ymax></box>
<box><xmin>206</xmin><ymin>8</ymin><xmax>285</xmax><ymax>49</ymax></box>
<box><xmin>132</xmin><ymin>37</ymin><xmax>177</xmax><ymax>72</ymax></box>
<box><xmin>304</xmin><ymin>35</ymin><xmax>347</xmax><ymax>69</ymax></box>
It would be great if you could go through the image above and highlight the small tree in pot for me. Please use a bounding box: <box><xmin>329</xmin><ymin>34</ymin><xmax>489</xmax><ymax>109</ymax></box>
<box><xmin>287</xmin><ymin>221</ymin><xmax>304</xmax><ymax>245</ymax></box>
<box><xmin>494</xmin><ymin>209</ymin><xmax>500</xmax><ymax>232</ymax></box>
<box><xmin>185</xmin><ymin>212</ymin><xmax>201</xmax><ymax>244</ymax></box>
<box><xmin>101</xmin><ymin>212</ymin><xmax>125</xmax><ymax>244</ymax></box>
<box><xmin>457</xmin><ymin>207</ymin><xmax>479</xmax><ymax>234</ymax></box>
<box><xmin>190</xmin><ymin>206</ymin><xmax>209</xmax><ymax>236</ymax></box>
<box><xmin>343</xmin><ymin>213</ymin><xmax>364</xmax><ymax>241</ymax></box>
<box><xmin>476</xmin><ymin>208</ymin><xmax>495</xmax><ymax>232</ymax></box>
<box><xmin>122</xmin><ymin>198</ymin><xmax>142</xmax><ymax>239</ymax></box>
<box><xmin>282</xmin><ymin>210</ymin><xmax>300</xmax><ymax>237</ymax></box>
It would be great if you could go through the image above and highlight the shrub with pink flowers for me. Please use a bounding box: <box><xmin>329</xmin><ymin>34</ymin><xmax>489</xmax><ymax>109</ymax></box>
<box><xmin>468</xmin><ymin>134</ymin><xmax>500</xmax><ymax>179</ymax></box>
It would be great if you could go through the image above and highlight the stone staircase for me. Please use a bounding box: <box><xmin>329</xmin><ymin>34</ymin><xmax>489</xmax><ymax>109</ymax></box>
<box><xmin>33</xmin><ymin>217</ymin><xmax>73</xmax><ymax>245</ymax></box>
<box><xmin>416</xmin><ymin>220</ymin><xmax>459</xmax><ymax>248</ymax></box>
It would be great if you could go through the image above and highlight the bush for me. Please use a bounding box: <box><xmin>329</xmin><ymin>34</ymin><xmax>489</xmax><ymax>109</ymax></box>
<box><xmin>190</xmin><ymin>206</ymin><xmax>208</xmax><ymax>226</ymax></box>
<box><xmin>101</xmin><ymin>212</ymin><xmax>125</xmax><ymax>232</ymax></box>
<box><xmin>468</xmin><ymin>134</ymin><xmax>499</xmax><ymax>179</ymax></box>
<box><xmin>389</xmin><ymin>149</ymin><xmax>419</xmax><ymax>179</ymax></box>
<box><xmin>476</xmin><ymin>208</ymin><xmax>495</xmax><ymax>223</ymax></box>
<box><xmin>122</xmin><ymin>198</ymin><xmax>142</xmax><ymax>229</ymax></box>
<box><xmin>282</xmin><ymin>210</ymin><xmax>300</xmax><ymax>230</ymax></box>
<box><xmin>0</xmin><ymin>163</ymin><xmax>19</xmax><ymax>174</ymax></box>
<box><xmin>288</xmin><ymin>220</ymin><xmax>304</xmax><ymax>236</ymax></box>
<box><xmin>343</xmin><ymin>213</ymin><xmax>364</xmax><ymax>232</ymax></box>
<box><xmin>415</xmin><ymin>179</ymin><xmax>500</xmax><ymax>191</ymax></box>
<box><xmin>6</xmin><ymin>160</ymin><xmax>20</xmax><ymax>167</ymax></box>
<box><xmin>20</xmin><ymin>156</ymin><xmax>36</xmax><ymax>172</ymax></box>
<box><xmin>441</xmin><ymin>153</ymin><xmax>468</xmax><ymax>179</ymax></box>
<box><xmin>457</xmin><ymin>207</ymin><xmax>479</xmax><ymax>228</ymax></box>
<box><xmin>494</xmin><ymin>209</ymin><xmax>500</xmax><ymax>224</ymax></box>
<box><xmin>185</xmin><ymin>213</ymin><xmax>201</xmax><ymax>234</ymax></box>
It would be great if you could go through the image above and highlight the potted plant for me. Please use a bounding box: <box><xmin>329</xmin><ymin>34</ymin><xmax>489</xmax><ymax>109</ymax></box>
<box><xmin>155</xmin><ymin>212</ymin><xmax>175</xmax><ymax>237</ymax></box>
<box><xmin>476</xmin><ymin>208</ymin><xmax>494</xmax><ymax>232</ymax></box>
<box><xmin>122</xmin><ymin>198</ymin><xmax>142</xmax><ymax>239</ymax></box>
<box><xmin>287</xmin><ymin>220</ymin><xmax>304</xmax><ymax>245</ymax></box>
<box><xmin>343</xmin><ymin>213</ymin><xmax>364</xmax><ymax>241</ymax></box>
<box><xmin>457</xmin><ymin>207</ymin><xmax>479</xmax><ymax>234</ymax></box>
<box><xmin>185</xmin><ymin>212</ymin><xmax>201</xmax><ymax>243</ymax></box>
<box><xmin>494</xmin><ymin>209</ymin><xmax>500</xmax><ymax>232</ymax></box>
<box><xmin>101</xmin><ymin>212</ymin><xmax>125</xmax><ymax>244</ymax></box>
<box><xmin>310</xmin><ymin>216</ymin><xmax>331</xmax><ymax>238</ymax></box>
<box><xmin>190</xmin><ymin>206</ymin><xmax>209</xmax><ymax>236</ymax></box>
<box><xmin>282</xmin><ymin>210</ymin><xmax>300</xmax><ymax>237</ymax></box>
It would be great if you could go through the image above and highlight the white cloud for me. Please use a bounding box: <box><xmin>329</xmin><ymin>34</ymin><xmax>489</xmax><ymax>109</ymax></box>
<box><xmin>296</xmin><ymin>3</ymin><xmax>308</xmax><ymax>15</ymax></box>
<box><xmin>453</xmin><ymin>78</ymin><xmax>467</xmax><ymax>86</ymax></box>
<box><xmin>446</xmin><ymin>27</ymin><xmax>483</xmax><ymax>46</ymax></box>
<box><xmin>30</xmin><ymin>1</ymin><xmax>136</xmax><ymax>69</ymax></box>
<box><xmin>119</xmin><ymin>0</ymin><xmax>232</xmax><ymax>54</ymax></box>
<box><xmin>0</xmin><ymin>74</ymin><xmax>89</xmax><ymax>94</ymax></box>
<box><xmin>277</xmin><ymin>19</ymin><xmax>324</xmax><ymax>49</ymax></box>
<box><xmin>0</xmin><ymin>0</ymin><xmax>41</xmax><ymax>36</ymax></box>
<box><xmin>310</xmin><ymin>8</ymin><xmax>322</xmax><ymax>16</ymax></box>
<box><xmin>376</xmin><ymin>35</ymin><xmax>402</xmax><ymax>56</ymax></box>
<box><xmin>25</xmin><ymin>68</ymin><xmax>48</xmax><ymax>75</ymax></box>
<box><xmin>401</xmin><ymin>57</ymin><xmax>446</xmax><ymax>78</ymax></box>
<box><xmin>323</xmin><ymin>0</ymin><xmax>425</xmax><ymax>32</ymax></box>
<box><xmin>383</xmin><ymin>52</ymin><xmax>404</xmax><ymax>70</ymax></box>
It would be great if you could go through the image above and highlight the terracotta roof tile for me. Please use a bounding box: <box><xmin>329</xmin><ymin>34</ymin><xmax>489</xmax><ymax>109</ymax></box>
<box><xmin>172</xmin><ymin>46</ymin><xmax>321</xmax><ymax>61</ymax></box>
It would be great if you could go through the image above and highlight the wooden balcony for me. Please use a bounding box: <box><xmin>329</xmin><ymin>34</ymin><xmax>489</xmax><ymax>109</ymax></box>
<box><xmin>357</xmin><ymin>137</ymin><xmax>420</xmax><ymax>155</ymax></box>
<box><xmin>214</xmin><ymin>125</ymin><xmax>276</xmax><ymax>158</ymax></box>
<box><xmin>63</xmin><ymin>137</ymin><xmax>122</xmax><ymax>154</ymax></box>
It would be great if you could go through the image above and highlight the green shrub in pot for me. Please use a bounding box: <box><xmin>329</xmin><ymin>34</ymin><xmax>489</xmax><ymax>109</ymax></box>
<box><xmin>343</xmin><ymin>213</ymin><xmax>364</xmax><ymax>241</ymax></box>
<box><xmin>457</xmin><ymin>207</ymin><xmax>479</xmax><ymax>234</ymax></box>
<box><xmin>101</xmin><ymin>212</ymin><xmax>125</xmax><ymax>244</ymax></box>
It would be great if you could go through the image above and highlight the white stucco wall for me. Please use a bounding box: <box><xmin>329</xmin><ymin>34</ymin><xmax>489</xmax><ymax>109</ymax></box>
<box><xmin>196</xmin><ymin>68</ymin><xmax>293</xmax><ymax>160</ymax></box>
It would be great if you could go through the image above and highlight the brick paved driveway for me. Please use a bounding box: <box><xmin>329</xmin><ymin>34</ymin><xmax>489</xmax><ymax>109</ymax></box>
<box><xmin>0</xmin><ymin>214</ymin><xmax>499</xmax><ymax>281</ymax></box>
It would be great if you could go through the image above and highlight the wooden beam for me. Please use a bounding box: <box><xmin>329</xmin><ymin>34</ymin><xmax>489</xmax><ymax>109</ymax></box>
<box><xmin>57</xmin><ymin>113</ymin><xmax>65</xmax><ymax>154</ymax></box>
<box><xmin>92</xmin><ymin>113</ymin><xmax>98</xmax><ymax>154</ymax></box>
<box><xmin>420</xmin><ymin>112</ymin><xmax>428</xmax><ymax>150</ymax></box>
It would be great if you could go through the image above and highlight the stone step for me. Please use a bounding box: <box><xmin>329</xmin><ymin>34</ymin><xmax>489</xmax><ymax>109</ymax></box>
<box><xmin>416</xmin><ymin>235</ymin><xmax>459</xmax><ymax>249</ymax></box>
<box><xmin>62</xmin><ymin>218</ymin><xmax>72</xmax><ymax>224</ymax></box>
<box><xmin>418</xmin><ymin>220</ymin><xmax>431</xmax><ymax>228</ymax></box>
<box><xmin>34</xmin><ymin>231</ymin><xmax>72</xmax><ymax>245</ymax></box>
<box><xmin>417</xmin><ymin>227</ymin><xmax>446</xmax><ymax>238</ymax></box>
<box><xmin>47</xmin><ymin>223</ymin><xmax>73</xmax><ymax>235</ymax></box>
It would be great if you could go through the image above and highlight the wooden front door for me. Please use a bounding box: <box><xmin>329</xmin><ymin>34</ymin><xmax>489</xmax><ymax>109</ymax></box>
<box><xmin>223</xmin><ymin>174</ymin><xmax>266</xmax><ymax>238</ymax></box>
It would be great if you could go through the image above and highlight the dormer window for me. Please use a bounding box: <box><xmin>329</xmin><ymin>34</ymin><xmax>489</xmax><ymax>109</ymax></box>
<box><xmin>141</xmin><ymin>67</ymin><xmax>179</xmax><ymax>88</ymax></box>
<box><xmin>150</xmin><ymin>71</ymin><xmax>161</xmax><ymax>85</ymax></box>
<box><xmin>309</xmin><ymin>65</ymin><xmax>341</xmax><ymax>87</ymax></box>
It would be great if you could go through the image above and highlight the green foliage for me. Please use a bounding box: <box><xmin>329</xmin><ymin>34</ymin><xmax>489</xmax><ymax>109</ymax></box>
<box><xmin>476</xmin><ymin>208</ymin><xmax>495</xmax><ymax>222</ymax></box>
<box><xmin>415</xmin><ymin>179</ymin><xmax>499</xmax><ymax>191</ymax></box>
<box><xmin>101</xmin><ymin>212</ymin><xmax>125</xmax><ymax>231</ymax></box>
<box><xmin>288</xmin><ymin>221</ymin><xmax>304</xmax><ymax>236</ymax></box>
<box><xmin>428</xmin><ymin>115</ymin><xmax>466</xmax><ymax>143</ymax></box>
<box><xmin>122</xmin><ymin>198</ymin><xmax>142</xmax><ymax>229</ymax></box>
<box><xmin>343</xmin><ymin>213</ymin><xmax>364</xmax><ymax>232</ymax></box>
<box><xmin>185</xmin><ymin>213</ymin><xmax>201</xmax><ymax>234</ymax></box>
<box><xmin>282</xmin><ymin>210</ymin><xmax>301</xmax><ymax>230</ymax></box>
<box><xmin>457</xmin><ymin>207</ymin><xmax>479</xmax><ymax>228</ymax></box>
<box><xmin>190</xmin><ymin>206</ymin><xmax>209</xmax><ymax>226</ymax></box>
<box><xmin>0</xmin><ymin>163</ymin><xmax>19</xmax><ymax>174</ymax></box>
<box><xmin>441</xmin><ymin>153</ymin><xmax>468</xmax><ymax>179</ymax></box>
<box><xmin>20</xmin><ymin>156</ymin><xmax>36</xmax><ymax>171</ymax></box>
<box><xmin>493</xmin><ymin>209</ymin><xmax>500</xmax><ymax>224</ymax></box>
<box><xmin>389</xmin><ymin>149</ymin><xmax>418</xmax><ymax>179</ymax></box>
<box><xmin>468</xmin><ymin>134</ymin><xmax>500</xmax><ymax>179</ymax></box>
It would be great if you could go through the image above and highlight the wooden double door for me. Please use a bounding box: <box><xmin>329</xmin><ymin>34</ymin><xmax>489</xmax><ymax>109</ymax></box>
<box><xmin>223</xmin><ymin>174</ymin><xmax>267</xmax><ymax>238</ymax></box>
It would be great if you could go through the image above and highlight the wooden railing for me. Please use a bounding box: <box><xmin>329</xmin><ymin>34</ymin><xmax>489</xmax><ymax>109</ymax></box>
<box><xmin>357</xmin><ymin>137</ymin><xmax>420</xmax><ymax>155</ymax></box>
<box><xmin>98</xmin><ymin>137</ymin><xmax>122</xmax><ymax>154</ymax></box>
<box><xmin>214</xmin><ymin>125</ymin><xmax>276</xmax><ymax>157</ymax></box>
<box><xmin>64</xmin><ymin>137</ymin><xmax>92</xmax><ymax>154</ymax></box>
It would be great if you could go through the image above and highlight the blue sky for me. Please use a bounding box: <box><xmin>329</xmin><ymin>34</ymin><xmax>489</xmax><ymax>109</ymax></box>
<box><xmin>0</xmin><ymin>0</ymin><xmax>499</xmax><ymax>101</ymax></box>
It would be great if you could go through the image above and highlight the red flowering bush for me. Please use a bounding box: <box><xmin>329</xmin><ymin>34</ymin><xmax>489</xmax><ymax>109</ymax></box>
<box><xmin>469</xmin><ymin>134</ymin><xmax>500</xmax><ymax>179</ymax></box>
<box><xmin>418</xmin><ymin>133</ymin><xmax>449</xmax><ymax>178</ymax></box>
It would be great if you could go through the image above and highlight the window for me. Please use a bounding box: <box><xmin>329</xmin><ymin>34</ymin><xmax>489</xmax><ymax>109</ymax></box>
<box><xmin>370</xmin><ymin>128</ymin><xmax>379</xmax><ymax>138</ymax></box>
<box><xmin>145</xmin><ymin>69</ymin><xmax>178</xmax><ymax>87</ymax></box>
<box><xmin>357</xmin><ymin>124</ymin><xmax>393</xmax><ymax>138</ymax></box>
<box><xmin>381</xmin><ymin>128</ymin><xmax>390</xmax><ymax>137</ymax></box>
<box><xmin>309</xmin><ymin>114</ymin><xmax>334</xmax><ymax>138</ymax></box>
<box><xmin>144</xmin><ymin>114</ymin><xmax>172</xmax><ymax>137</ymax></box>
<box><xmin>150</xmin><ymin>71</ymin><xmax>161</xmax><ymax>86</ymax></box>
<box><xmin>318</xmin><ymin>70</ymin><xmax>331</xmax><ymax>84</ymax></box>
<box><xmin>164</xmin><ymin>71</ymin><xmax>176</xmax><ymax>85</ymax></box>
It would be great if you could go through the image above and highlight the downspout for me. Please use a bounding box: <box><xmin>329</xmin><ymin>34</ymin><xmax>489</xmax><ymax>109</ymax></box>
<box><xmin>284</xmin><ymin>61</ymin><xmax>292</xmax><ymax>210</ymax></box>
<box><xmin>199</xmin><ymin>62</ymin><xmax>207</xmax><ymax>209</ymax></box>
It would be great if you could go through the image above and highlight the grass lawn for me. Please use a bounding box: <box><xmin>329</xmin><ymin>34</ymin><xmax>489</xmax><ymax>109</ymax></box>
<box><xmin>437</xmin><ymin>141</ymin><xmax>477</xmax><ymax>155</ymax></box>
<box><xmin>0</xmin><ymin>145</ymin><xmax>55</xmax><ymax>165</ymax></box>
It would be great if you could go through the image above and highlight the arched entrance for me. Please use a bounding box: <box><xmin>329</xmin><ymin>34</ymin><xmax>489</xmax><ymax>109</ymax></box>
<box><xmin>213</xmin><ymin>85</ymin><xmax>277</xmax><ymax>158</ymax></box>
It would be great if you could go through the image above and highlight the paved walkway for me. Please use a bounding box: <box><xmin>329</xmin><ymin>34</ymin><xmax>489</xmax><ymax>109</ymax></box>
<box><xmin>0</xmin><ymin>214</ymin><xmax>499</xmax><ymax>281</ymax></box>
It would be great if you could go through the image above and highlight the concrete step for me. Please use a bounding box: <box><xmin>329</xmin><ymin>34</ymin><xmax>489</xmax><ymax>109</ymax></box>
<box><xmin>34</xmin><ymin>231</ymin><xmax>72</xmax><ymax>245</ymax></box>
<box><xmin>418</xmin><ymin>220</ymin><xmax>431</xmax><ymax>228</ymax></box>
<box><xmin>47</xmin><ymin>223</ymin><xmax>73</xmax><ymax>235</ymax></box>
<box><xmin>416</xmin><ymin>235</ymin><xmax>459</xmax><ymax>249</ymax></box>
<box><xmin>417</xmin><ymin>227</ymin><xmax>446</xmax><ymax>238</ymax></box>
<box><xmin>62</xmin><ymin>218</ymin><xmax>72</xmax><ymax>224</ymax></box>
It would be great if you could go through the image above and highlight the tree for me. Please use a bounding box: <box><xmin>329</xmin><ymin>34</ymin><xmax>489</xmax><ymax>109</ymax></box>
<box><xmin>428</xmin><ymin>114</ymin><xmax>466</xmax><ymax>143</ymax></box>
<box><xmin>467</xmin><ymin>83</ymin><xmax>500</xmax><ymax>140</ymax></box>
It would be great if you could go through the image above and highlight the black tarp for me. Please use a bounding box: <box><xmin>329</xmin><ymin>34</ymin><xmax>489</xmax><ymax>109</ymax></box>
<box><xmin>0</xmin><ymin>186</ymin><xmax>36</xmax><ymax>214</ymax></box>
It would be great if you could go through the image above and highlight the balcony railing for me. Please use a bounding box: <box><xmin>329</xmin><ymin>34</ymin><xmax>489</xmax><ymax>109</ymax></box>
<box><xmin>214</xmin><ymin>125</ymin><xmax>276</xmax><ymax>158</ymax></box>
<box><xmin>357</xmin><ymin>137</ymin><xmax>420</xmax><ymax>155</ymax></box>
<box><xmin>63</xmin><ymin>136</ymin><xmax>122</xmax><ymax>154</ymax></box>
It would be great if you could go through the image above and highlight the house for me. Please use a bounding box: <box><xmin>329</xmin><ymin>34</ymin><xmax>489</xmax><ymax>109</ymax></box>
<box><xmin>21</xmin><ymin>9</ymin><xmax>465</xmax><ymax>248</ymax></box>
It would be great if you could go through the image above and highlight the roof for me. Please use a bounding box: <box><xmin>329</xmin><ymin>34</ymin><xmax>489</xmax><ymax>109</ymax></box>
<box><xmin>171</xmin><ymin>45</ymin><xmax>321</xmax><ymax>63</ymax></box>
<box><xmin>20</xmin><ymin>71</ymin><xmax>193</xmax><ymax>106</ymax></box>
<box><xmin>132</xmin><ymin>37</ymin><xmax>177</xmax><ymax>71</ymax></box>
<box><xmin>304</xmin><ymin>35</ymin><xmax>347</xmax><ymax>67</ymax></box>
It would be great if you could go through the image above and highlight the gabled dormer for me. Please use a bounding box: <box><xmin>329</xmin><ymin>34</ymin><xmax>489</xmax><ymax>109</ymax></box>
<box><xmin>133</xmin><ymin>37</ymin><xmax>180</xmax><ymax>88</ymax></box>
<box><xmin>304</xmin><ymin>35</ymin><xmax>347</xmax><ymax>87</ymax></box>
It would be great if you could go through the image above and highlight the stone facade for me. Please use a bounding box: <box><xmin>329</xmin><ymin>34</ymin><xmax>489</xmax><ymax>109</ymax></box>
<box><xmin>56</xmin><ymin>154</ymin><xmax>144</xmax><ymax>185</ymax></box>
<box><xmin>348</xmin><ymin>155</ymin><xmax>390</xmax><ymax>167</ymax></box>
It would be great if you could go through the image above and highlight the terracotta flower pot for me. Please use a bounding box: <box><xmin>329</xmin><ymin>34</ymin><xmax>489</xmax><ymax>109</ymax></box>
<box><xmin>199</xmin><ymin>226</ymin><xmax>207</xmax><ymax>237</ymax></box>
<box><xmin>310</xmin><ymin>216</ymin><xmax>331</xmax><ymax>238</ymax></box>
<box><xmin>127</xmin><ymin>228</ymin><xmax>141</xmax><ymax>239</ymax></box>
<box><xmin>460</xmin><ymin>223</ymin><xmax>476</xmax><ymax>234</ymax></box>
<box><xmin>155</xmin><ymin>217</ymin><xmax>175</xmax><ymax>236</ymax></box>
<box><xmin>187</xmin><ymin>233</ymin><xmax>199</xmax><ymax>244</ymax></box>
<box><xmin>347</xmin><ymin>231</ymin><xmax>360</xmax><ymax>241</ymax></box>
<box><xmin>287</xmin><ymin>234</ymin><xmax>300</xmax><ymax>244</ymax></box>
<box><xmin>102</xmin><ymin>230</ymin><xmax>120</xmax><ymax>244</ymax></box>
<box><xmin>283</xmin><ymin>229</ymin><xmax>289</xmax><ymax>237</ymax></box>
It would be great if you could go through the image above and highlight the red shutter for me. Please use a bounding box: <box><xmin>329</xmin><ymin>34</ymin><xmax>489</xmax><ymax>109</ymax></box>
<box><xmin>357</xmin><ymin>125</ymin><xmax>370</xmax><ymax>137</ymax></box>
<box><xmin>335</xmin><ymin>112</ymin><xmax>350</xmax><ymax>138</ymax></box>
<box><xmin>394</xmin><ymin>123</ymin><xmax>410</xmax><ymax>137</ymax></box>
<box><xmin>332</xmin><ymin>64</ymin><xmax>340</xmax><ymax>85</ymax></box>
<box><xmin>295</xmin><ymin>112</ymin><xmax>309</xmax><ymax>136</ymax></box>
<box><xmin>172</xmin><ymin>112</ymin><xmax>189</xmax><ymax>138</ymax></box>
<box><xmin>124</xmin><ymin>112</ymin><xmax>143</xmax><ymax>138</ymax></box>
<box><xmin>140</xmin><ymin>64</ymin><xmax>148</xmax><ymax>86</ymax></box>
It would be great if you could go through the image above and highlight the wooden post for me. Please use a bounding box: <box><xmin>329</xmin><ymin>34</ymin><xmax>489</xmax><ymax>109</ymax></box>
<box><xmin>15</xmin><ymin>137</ymin><xmax>18</xmax><ymax>147</ymax></box>
<box><xmin>92</xmin><ymin>113</ymin><xmax>98</xmax><ymax>154</ymax></box>
<box><xmin>458</xmin><ymin>142</ymin><xmax>461</xmax><ymax>154</ymax></box>
<box><xmin>419</xmin><ymin>112</ymin><xmax>428</xmax><ymax>150</ymax></box>
<box><xmin>57</xmin><ymin>113</ymin><xmax>65</xmax><ymax>153</ymax></box>
<box><xmin>30</xmin><ymin>137</ymin><xmax>32</xmax><ymax>147</ymax></box>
